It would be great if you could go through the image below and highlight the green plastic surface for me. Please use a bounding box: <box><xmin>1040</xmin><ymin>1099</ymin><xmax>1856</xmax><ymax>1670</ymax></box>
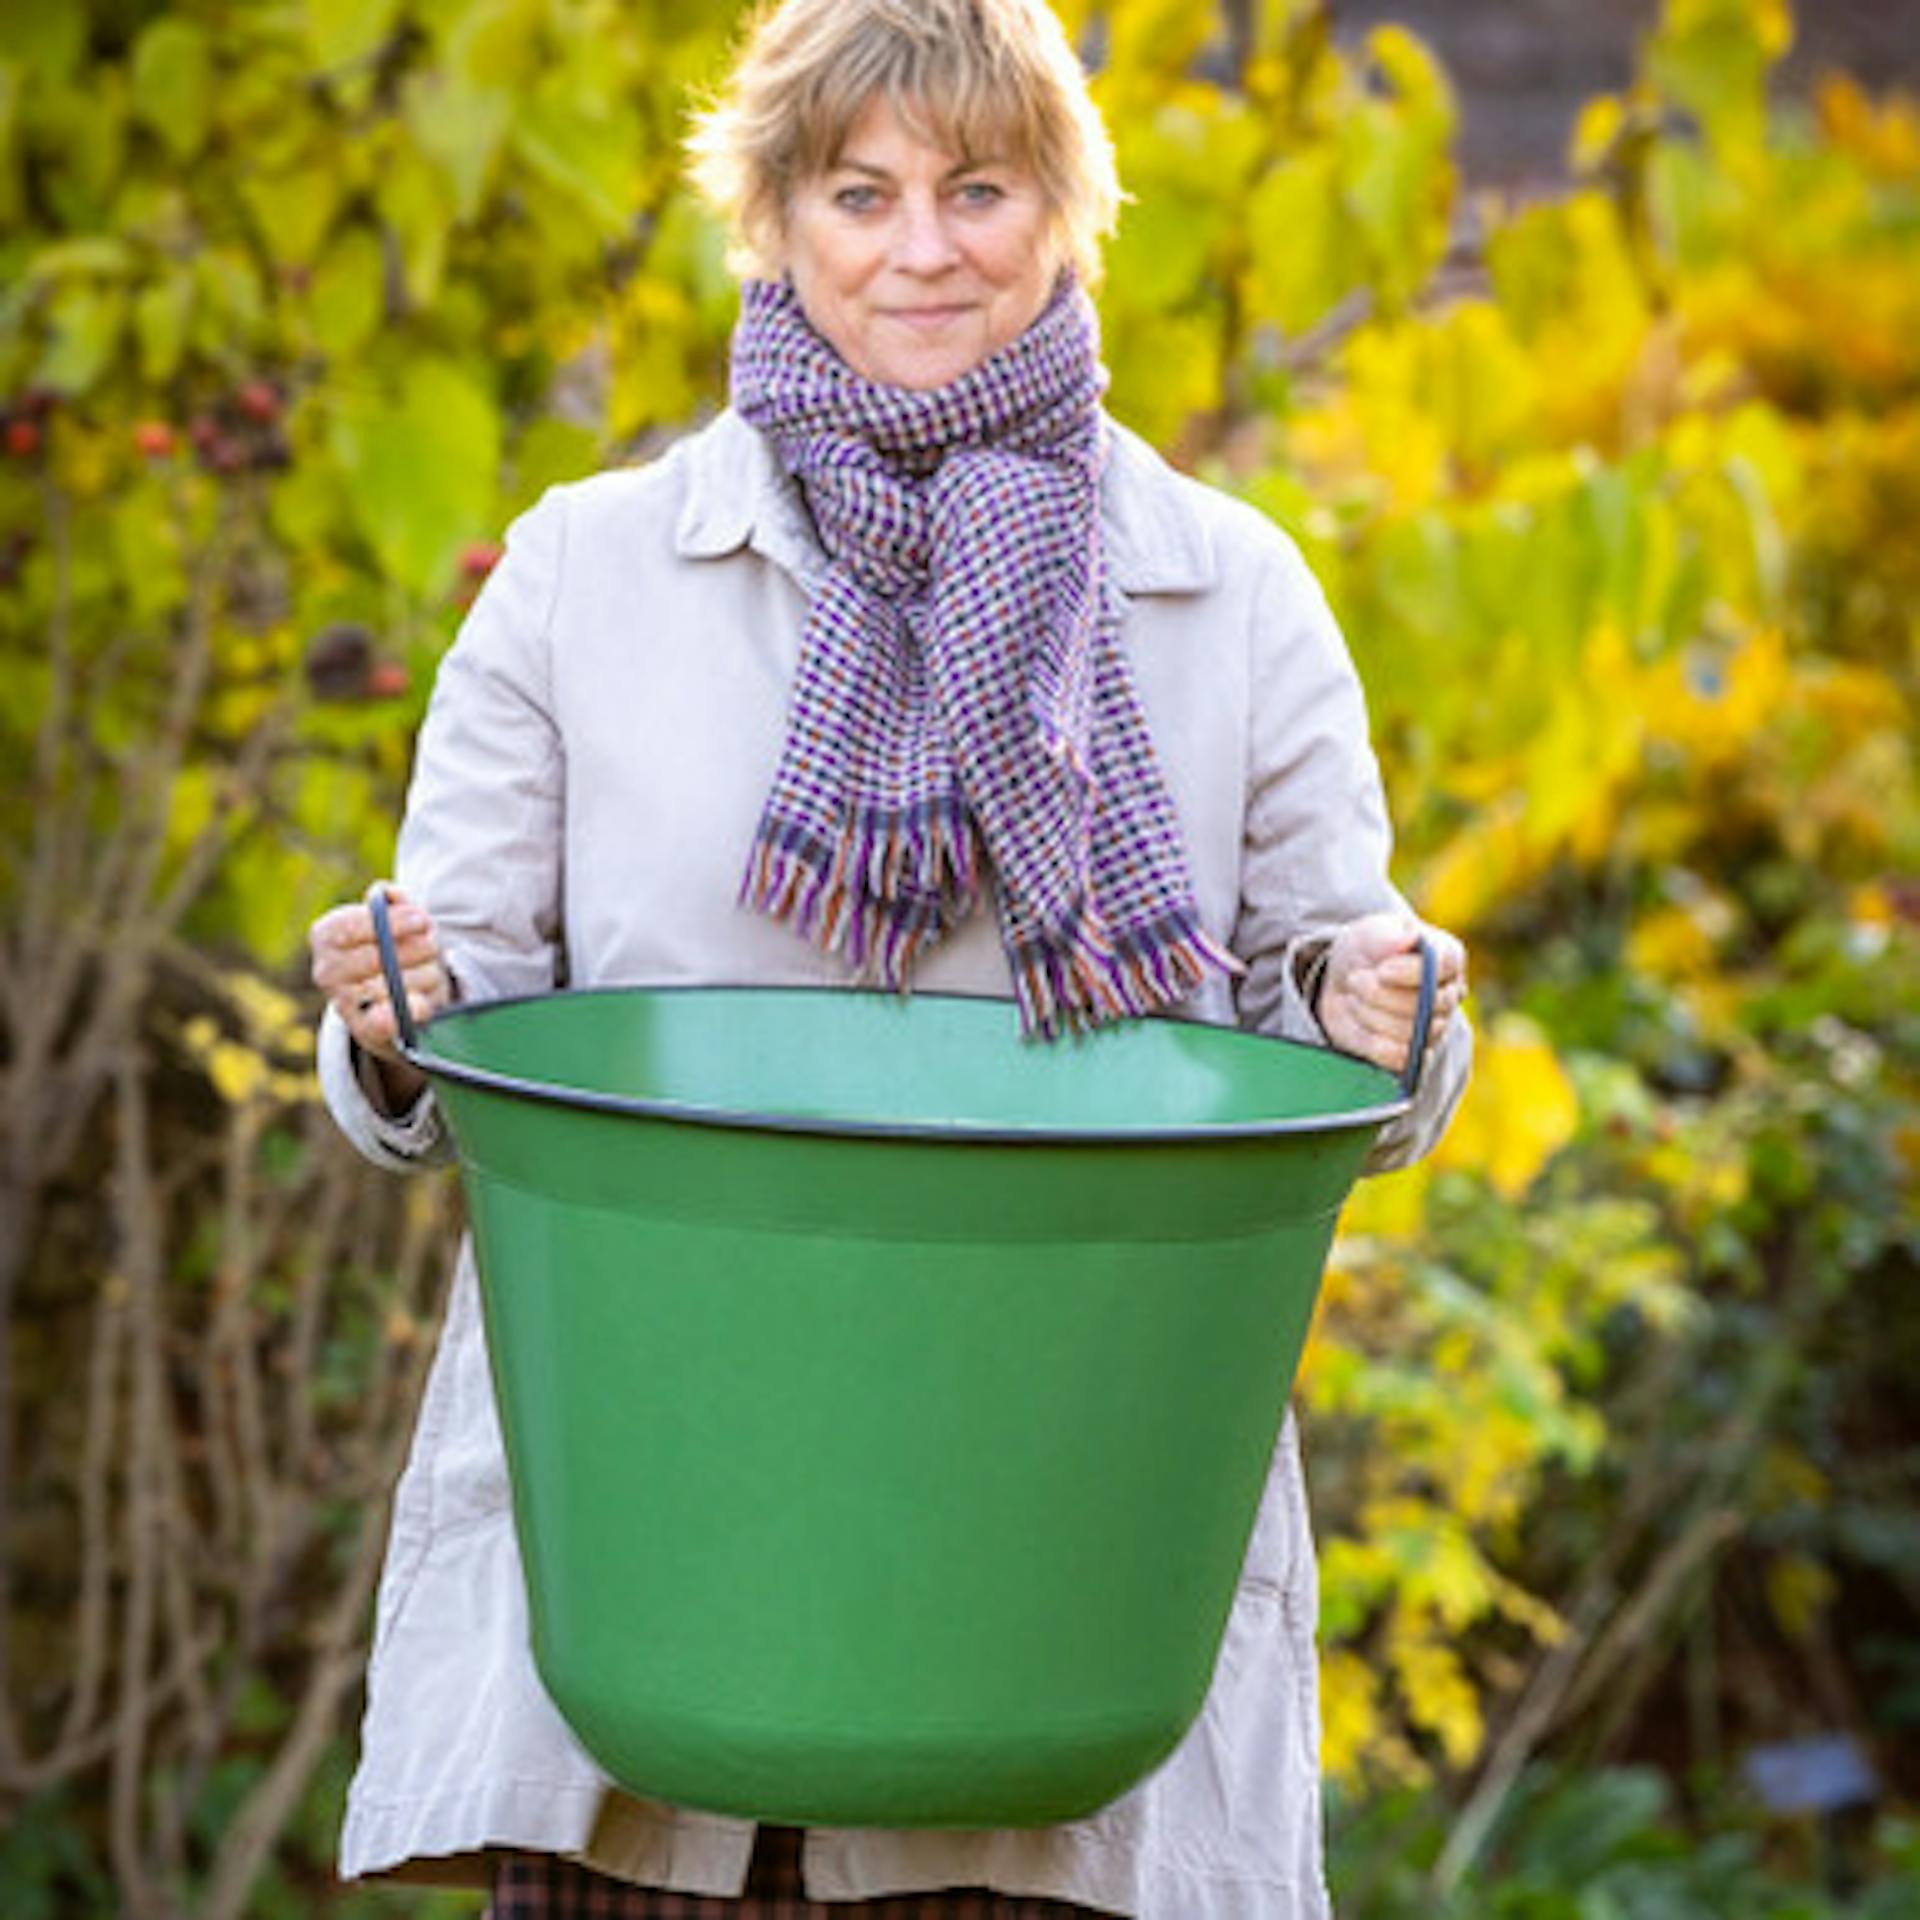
<box><xmin>415</xmin><ymin>987</ymin><xmax>1402</xmax><ymax>1828</ymax></box>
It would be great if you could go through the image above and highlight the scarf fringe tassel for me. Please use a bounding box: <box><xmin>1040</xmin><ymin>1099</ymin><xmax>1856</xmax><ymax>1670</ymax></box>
<box><xmin>743</xmin><ymin>818</ymin><xmax>1242</xmax><ymax>1040</ymax></box>
<box><xmin>1010</xmin><ymin>911</ymin><xmax>1242</xmax><ymax>1041</ymax></box>
<box><xmin>742</xmin><ymin>803</ymin><xmax>978</xmax><ymax>990</ymax></box>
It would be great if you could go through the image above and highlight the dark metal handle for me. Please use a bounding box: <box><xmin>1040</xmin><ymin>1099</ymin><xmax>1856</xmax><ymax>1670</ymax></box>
<box><xmin>367</xmin><ymin>884</ymin><xmax>422</xmax><ymax>1059</ymax></box>
<box><xmin>1401</xmin><ymin>935</ymin><xmax>1438</xmax><ymax>1102</ymax></box>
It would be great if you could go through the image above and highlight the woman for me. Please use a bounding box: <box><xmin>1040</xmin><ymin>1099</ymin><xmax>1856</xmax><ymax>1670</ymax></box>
<box><xmin>309</xmin><ymin>1</ymin><xmax>1470</xmax><ymax>1914</ymax></box>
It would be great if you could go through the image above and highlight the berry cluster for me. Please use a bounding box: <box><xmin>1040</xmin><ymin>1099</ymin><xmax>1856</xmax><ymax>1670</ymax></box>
<box><xmin>1</xmin><ymin>388</ymin><xmax>55</xmax><ymax>459</ymax></box>
<box><xmin>178</xmin><ymin>380</ymin><xmax>291</xmax><ymax>474</ymax></box>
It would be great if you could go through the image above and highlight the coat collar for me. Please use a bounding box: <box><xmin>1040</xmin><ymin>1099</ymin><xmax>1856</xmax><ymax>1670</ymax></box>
<box><xmin>673</xmin><ymin>406</ymin><xmax>1217</xmax><ymax>595</ymax></box>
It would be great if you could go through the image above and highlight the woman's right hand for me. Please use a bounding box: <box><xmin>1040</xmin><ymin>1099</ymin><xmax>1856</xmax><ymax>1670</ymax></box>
<box><xmin>309</xmin><ymin>884</ymin><xmax>451</xmax><ymax>1110</ymax></box>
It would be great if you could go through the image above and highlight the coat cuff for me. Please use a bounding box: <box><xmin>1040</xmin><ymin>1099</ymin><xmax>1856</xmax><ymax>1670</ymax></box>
<box><xmin>1264</xmin><ymin>934</ymin><xmax>1334</xmax><ymax>1048</ymax></box>
<box><xmin>317</xmin><ymin>1005</ymin><xmax>453</xmax><ymax>1172</ymax></box>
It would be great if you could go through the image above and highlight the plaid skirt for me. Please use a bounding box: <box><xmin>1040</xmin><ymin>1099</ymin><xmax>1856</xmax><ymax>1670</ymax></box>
<box><xmin>487</xmin><ymin>1826</ymin><xmax>1111</xmax><ymax>1916</ymax></box>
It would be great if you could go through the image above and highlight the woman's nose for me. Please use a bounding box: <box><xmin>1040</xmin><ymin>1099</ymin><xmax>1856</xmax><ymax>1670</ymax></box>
<box><xmin>892</xmin><ymin>195</ymin><xmax>961</xmax><ymax>274</ymax></box>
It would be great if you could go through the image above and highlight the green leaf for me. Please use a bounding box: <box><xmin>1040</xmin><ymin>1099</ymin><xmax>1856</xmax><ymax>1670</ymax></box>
<box><xmin>443</xmin><ymin>0</ymin><xmax>550</xmax><ymax>91</ymax></box>
<box><xmin>403</xmin><ymin>70</ymin><xmax>511</xmax><ymax>221</ymax></box>
<box><xmin>1104</xmin><ymin>308</ymin><xmax>1224</xmax><ymax>447</ymax></box>
<box><xmin>511</xmin><ymin>76</ymin><xmax>640</xmax><ymax>231</ymax></box>
<box><xmin>191</xmin><ymin>249</ymin><xmax>266</xmax><ymax>356</ymax></box>
<box><xmin>26</xmin><ymin>237</ymin><xmax>134</xmax><ymax>282</ymax></box>
<box><xmin>131</xmin><ymin>18</ymin><xmax>214</xmax><ymax>163</ymax></box>
<box><xmin>1243</xmin><ymin>151</ymin><xmax>1347</xmax><ymax>334</ymax></box>
<box><xmin>112</xmin><ymin>483</ymin><xmax>191</xmax><ymax>625</ymax></box>
<box><xmin>506</xmin><ymin>416</ymin><xmax>599</xmax><ymax>518</ymax></box>
<box><xmin>375</xmin><ymin>145</ymin><xmax>455</xmax><ymax>306</ymax></box>
<box><xmin>0</xmin><ymin>3</ymin><xmax>85</xmax><ymax>84</ymax></box>
<box><xmin>269</xmin><ymin>447</ymin><xmax>352</xmax><ymax>559</ymax></box>
<box><xmin>34</xmin><ymin>77</ymin><xmax>129</xmax><ymax>227</ymax></box>
<box><xmin>329</xmin><ymin>357</ymin><xmax>502</xmax><ymax>598</ymax></box>
<box><xmin>0</xmin><ymin>61</ymin><xmax>23</xmax><ymax>229</ymax></box>
<box><xmin>134</xmin><ymin>271</ymin><xmax>195</xmax><ymax>384</ymax></box>
<box><xmin>305</xmin><ymin>224</ymin><xmax>387</xmax><ymax>357</ymax></box>
<box><xmin>305</xmin><ymin>0</ymin><xmax>403</xmax><ymax>72</ymax></box>
<box><xmin>1107</xmin><ymin>192</ymin><xmax>1220</xmax><ymax>314</ymax></box>
<box><xmin>241</xmin><ymin>161</ymin><xmax>343</xmax><ymax>270</ymax></box>
<box><xmin>37</xmin><ymin>282</ymin><xmax>121</xmax><ymax>395</ymax></box>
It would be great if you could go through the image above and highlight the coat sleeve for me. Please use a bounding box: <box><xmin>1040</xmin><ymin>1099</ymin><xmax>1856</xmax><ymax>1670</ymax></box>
<box><xmin>1230</xmin><ymin>530</ymin><xmax>1471</xmax><ymax>1174</ymax></box>
<box><xmin>318</xmin><ymin>486</ymin><xmax>570</xmax><ymax>1172</ymax></box>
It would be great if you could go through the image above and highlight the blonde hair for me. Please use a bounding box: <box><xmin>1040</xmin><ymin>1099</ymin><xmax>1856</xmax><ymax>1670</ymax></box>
<box><xmin>687</xmin><ymin>0</ymin><xmax>1122</xmax><ymax>286</ymax></box>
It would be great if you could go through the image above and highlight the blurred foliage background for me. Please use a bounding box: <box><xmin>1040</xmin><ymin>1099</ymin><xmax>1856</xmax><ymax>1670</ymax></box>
<box><xmin>1</xmin><ymin>0</ymin><xmax>1916</xmax><ymax>1913</ymax></box>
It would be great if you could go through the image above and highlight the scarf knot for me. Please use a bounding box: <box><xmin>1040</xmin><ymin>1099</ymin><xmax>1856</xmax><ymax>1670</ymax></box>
<box><xmin>730</xmin><ymin>275</ymin><xmax>1239</xmax><ymax>1037</ymax></box>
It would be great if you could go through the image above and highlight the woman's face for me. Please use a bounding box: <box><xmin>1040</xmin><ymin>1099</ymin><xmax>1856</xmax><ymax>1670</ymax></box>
<box><xmin>778</xmin><ymin>94</ymin><xmax>1060</xmax><ymax>391</ymax></box>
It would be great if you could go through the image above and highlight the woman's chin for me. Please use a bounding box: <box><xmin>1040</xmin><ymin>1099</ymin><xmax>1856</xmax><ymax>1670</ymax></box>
<box><xmin>859</xmin><ymin>332</ymin><xmax>991</xmax><ymax>392</ymax></box>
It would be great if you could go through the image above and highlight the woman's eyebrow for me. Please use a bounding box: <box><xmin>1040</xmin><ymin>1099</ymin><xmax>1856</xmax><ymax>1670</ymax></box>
<box><xmin>829</xmin><ymin>154</ymin><xmax>1008</xmax><ymax>182</ymax></box>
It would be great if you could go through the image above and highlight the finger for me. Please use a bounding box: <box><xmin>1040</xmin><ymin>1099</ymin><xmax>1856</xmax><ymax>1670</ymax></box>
<box><xmin>1336</xmin><ymin>1001</ymin><xmax>1414</xmax><ymax>1057</ymax></box>
<box><xmin>1343</xmin><ymin>913</ymin><xmax>1425</xmax><ymax>966</ymax></box>
<box><xmin>1345</xmin><ymin>978</ymin><xmax>1422</xmax><ymax>1029</ymax></box>
<box><xmin>1373</xmin><ymin>938</ymin><xmax>1465</xmax><ymax>996</ymax></box>
<box><xmin>1359</xmin><ymin>1029</ymin><xmax>1409</xmax><ymax>1073</ymax></box>
<box><xmin>309</xmin><ymin>903</ymin><xmax>357</xmax><ymax>943</ymax></box>
<box><xmin>310</xmin><ymin>905</ymin><xmax>372</xmax><ymax>967</ymax></box>
<box><xmin>319</xmin><ymin>927</ymin><xmax>442</xmax><ymax>985</ymax></box>
<box><xmin>346</xmin><ymin>929</ymin><xmax>442</xmax><ymax>976</ymax></box>
<box><xmin>1338</xmin><ymin>984</ymin><xmax>1410</xmax><ymax>1032</ymax></box>
<box><xmin>1367</xmin><ymin>951</ymin><xmax>1431</xmax><ymax>991</ymax></box>
<box><xmin>353</xmin><ymin>1002</ymin><xmax>399</xmax><ymax>1052</ymax></box>
<box><xmin>336</xmin><ymin>908</ymin><xmax>435</xmax><ymax>956</ymax></box>
<box><xmin>345</xmin><ymin>968</ymin><xmax>446</xmax><ymax>1030</ymax></box>
<box><xmin>1424</xmin><ymin>928</ymin><xmax>1467</xmax><ymax>976</ymax></box>
<box><xmin>339</xmin><ymin>884</ymin><xmax>434</xmax><ymax>941</ymax></box>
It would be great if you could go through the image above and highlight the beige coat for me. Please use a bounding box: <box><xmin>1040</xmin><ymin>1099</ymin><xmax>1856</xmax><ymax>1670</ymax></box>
<box><xmin>319</xmin><ymin>407</ymin><xmax>1471</xmax><ymax>1917</ymax></box>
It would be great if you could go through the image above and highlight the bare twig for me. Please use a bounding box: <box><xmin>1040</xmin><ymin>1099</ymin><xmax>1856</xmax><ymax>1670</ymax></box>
<box><xmin>49</xmin><ymin>1280</ymin><xmax>128</xmax><ymax>1763</ymax></box>
<box><xmin>107</xmin><ymin>1055</ymin><xmax>169</xmax><ymax>1919</ymax></box>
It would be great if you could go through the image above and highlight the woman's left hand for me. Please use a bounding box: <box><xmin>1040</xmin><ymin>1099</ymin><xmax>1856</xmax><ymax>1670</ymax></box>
<box><xmin>1315</xmin><ymin>912</ymin><xmax>1467</xmax><ymax>1079</ymax></box>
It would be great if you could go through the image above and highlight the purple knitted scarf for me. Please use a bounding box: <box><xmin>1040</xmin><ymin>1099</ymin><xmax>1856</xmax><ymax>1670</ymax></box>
<box><xmin>731</xmin><ymin>275</ymin><xmax>1239</xmax><ymax>1038</ymax></box>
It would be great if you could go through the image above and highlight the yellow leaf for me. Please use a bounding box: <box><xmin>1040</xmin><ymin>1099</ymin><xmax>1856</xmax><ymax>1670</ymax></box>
<box><xmin>1626</xmin><ymin>895</ymin><xmax>1733</xmax><ymax>982</ymax></box>
<box><xmin>1817</xmin><ymin>73</ymin><xmax>1920</xmax><ymax>181</ymax></box>
<box><xmin>207</xmin><ymin>1040</ymin><xmax>271</xmax><ymax>1107</ymax></box>
<box><xmin>1571</xmin><ymin>94</ymin><xmax>1626</xmax><ymax>176</ymax></box>
<box><xmin>1415</xmin><ymin>796</ymin><xmax>1529</xmax><ymax>933</ymax></box>
<box><xmin>1338</xmin><ymin>1159</ymin><xmax>1432</xmax><ymax>1244</ymax></box>
<box><xmin>1432</xmin><ymin>1015</ymin><xmax>1579</xmax><ymax>1199</ymax></box>
<box><xmin>1389</xmin><ymin>1630</ymin><xmax>1482</xmax><ymax>1768</ymax></box>
<box><xmin>224</xmin><ymin>970</ymin><xmax>307</xmax><ymax>1052</ymax></box>
<box><xmin>1319</xmin><ymin>1648</ymin><xmax>1383</xmax><ymax>1783</ymax></box>
<box><xmin>1644</xmin><ymin>626</ymin><xmax>1791</xmax><ymax>767</ymax></box>
<box><xmin>1765</xmin><ymin>1552</ymin><xmax>1836</xmax><ymax>1643</ymax></box>
<box><xmin>1428</xmin><ymin>301</ymin><xmax>1539</xmax><ymax>475</ymax></box>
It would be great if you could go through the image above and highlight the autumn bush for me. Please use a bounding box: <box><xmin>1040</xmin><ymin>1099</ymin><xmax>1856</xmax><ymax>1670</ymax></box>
<box><xmin>0</xmin><ymin>1</ymin><xmax>1914</xmax><ymax>1913</ymax></box>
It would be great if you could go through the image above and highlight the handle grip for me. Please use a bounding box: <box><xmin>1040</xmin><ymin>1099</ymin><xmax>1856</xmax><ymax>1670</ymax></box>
<box><xmin>1401</xmin><ymin>935</ymin><xmax>1438</xmax><ymax>1102</ymax></box>
<box><xmin>366</xmin><ymin>885</ymin><xmax>422</xmax><ymax>1059</ymax></box>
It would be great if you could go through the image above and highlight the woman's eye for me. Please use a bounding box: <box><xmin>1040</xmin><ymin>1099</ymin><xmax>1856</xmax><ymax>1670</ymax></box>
<box><xmin>956</xmin><ymin>180</ymin><xmax>1006</xmax><ymax>207</ymax></box>
<box><xmin>834</xmin><ymin>185</ymin><xmax>881</xmax><ymax>213</ymax></box>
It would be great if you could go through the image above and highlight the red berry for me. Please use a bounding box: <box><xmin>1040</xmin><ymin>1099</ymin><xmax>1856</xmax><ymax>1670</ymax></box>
<box><xmin>4</xmin><ymin>419</ymin><xmax>41</xmax><ymax>458</ymax></box>
<box><xmin>366</xmin><ymin>660</ymin><xmax>411</xmax><ymax>699</ymax></box>
<box><xmin>459</xmin><ymin>540</ymin><xmax>504</xmax><ymax>582</ymax></box>
<box><xmin>190</xmin><ymin>414</ymin><xmax>221</xmax><ymax>451</ymax></box>
<box><xmin>236</xmin><ymin>379</ymin><xmax>281</xmax><ymax>423</ymax></box>
<box><xmin>134</xmin><ymin>420</ymin><xmax>176</xmax><ymax>459</ymax></box>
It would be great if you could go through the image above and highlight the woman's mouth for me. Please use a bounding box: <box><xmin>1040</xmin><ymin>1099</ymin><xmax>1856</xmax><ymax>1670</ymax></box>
<box><xmin>886</xmin><ymin>304</ymin><xmax>974</xmax><ymax>333</ymax></box>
